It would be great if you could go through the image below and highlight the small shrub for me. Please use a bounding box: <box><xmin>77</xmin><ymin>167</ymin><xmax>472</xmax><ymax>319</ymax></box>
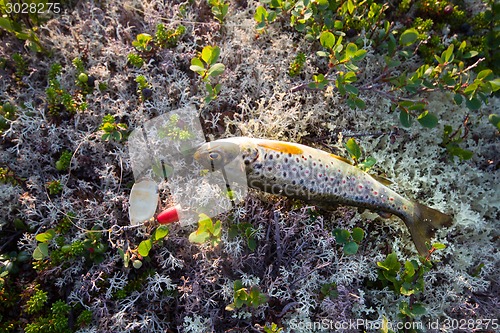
<box><xmin>344</xmin><ymin>138</ymin><xmax>377</xmax><ymax>171</ymax></box>
<box><xmin>375</xmin><ymin>244</ymin><xmax>446</xmax><ymax>323</ymax></box>
<box><xmin>25</xmin><ymin>288</ymin><xmax>48</xmax><ymax>314</ymax></box>
<box><xmin>135</xmin><ymin>75</ymin><xmax>152</xmax><ymax>101</ymax></box>
<box><xmin>132</xmin><ymin>33</ymin><xmax>153</xmax><ymax>52</ymax></box>
<box><xmin>319</xmin><ymin>282</ymin><xmax>339</xmax><ymax>300</ymax></box>
<box><xmin>76</xmin><ymin>309</ymin><xmax>93</xmax><ymax>327</ymax></box>
<box><xmin>127</xmin><ymin>53</ymin><xmax>144</xmax><ymax>68</ymax></box>
<box><xmin>0</xmin><ymin>102</ymin><xmax>18</xmax><ymax>134</ymax></box>
<box><xmin>55</xmin><ymin>150</ymin><xmax>72</xmax><ymax>172</ymax></box>
<box><xmin>264</xmin><ymin>323</ymin><xmax>283</xmax><ymax>333</ymax></box>
<box><xmin>225</xmin><ymin>279</ymin><xmax>267</xmax><ymax>311</ymax></box>
<box><xmin>154</xmin><ymin>23</ymin><xmax>186</xmax><ymax>48</ymax></box>
<box><xmin>333</xmin><ymin>227</ymin><xmax>365</xmax><ymax>255</ymax></box>
<box><xmin>45</xmin><ymin>63</ymin><xmax>81</xmax><ymax>117</ymax></box>
<box><xmin>24</xmin><ymin>300</ymin><xmax>70</xmax><ymax>333</ymax></box>
<box><xmin>46</xmin><ymin>180</ymin><xmax>63</xmax><ymax>195</ymax></box>
<box><xmin>0</xmin><ymin>167</ymin><xmax>19</xmax><ymax>186</ymax></box>
<box><xmin>119</xmin><ymin>225</ymin><xmax>169</xmax><ymax>269</ymax></box>
<box><xmin>189</xmin><ymin>214</ymin><xmax>222</xmax><ymax>247</ymax></box>
<box><xmin>190</xmin><ymin>45</ymin><xmax>225</xmax><ymax>103</ymax></box>
<box><xmin>228</xmin><ymin>222</ymin><xmax>258</xmax><ymax>251</ymax></box>
<box><xmin>288</xmin><ymin>52</ymin><xmax>306</xmax><ymax>77</ymax></box>
<box><xmin>208</xmin><ymin>0</ymin><xmax>229</xmax><ymax>23</ymax></box>
<box><xmin>99</xmin><ymin>114</ymin><xmax>128</xmax><ymax>141</ymax></box>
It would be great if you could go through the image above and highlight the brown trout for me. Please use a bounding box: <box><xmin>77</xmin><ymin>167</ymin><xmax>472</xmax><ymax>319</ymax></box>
<box><xmin>193</xmin><ymin>137</ymin><xmax>452</xmax><ymax>255</ymax></box>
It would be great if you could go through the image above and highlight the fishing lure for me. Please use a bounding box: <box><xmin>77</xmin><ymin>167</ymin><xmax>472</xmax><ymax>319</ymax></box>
<box><xmin>194</xmin><ymin>137</ymin><xmax>452</xmax><ymax>255</ymax></box>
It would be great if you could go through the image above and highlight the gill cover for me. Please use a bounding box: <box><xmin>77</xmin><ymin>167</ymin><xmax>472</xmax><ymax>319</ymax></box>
<box><xmin>194</xmin><ymin>141</ymin><xmax>242</xmax><ymax>170</ymax></box>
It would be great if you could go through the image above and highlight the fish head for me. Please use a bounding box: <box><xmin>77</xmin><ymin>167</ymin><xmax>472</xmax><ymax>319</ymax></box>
<box><xmin>193</xmin><ymin>139</ymin><xmax>245</xmax><ymax>171</ymax></box>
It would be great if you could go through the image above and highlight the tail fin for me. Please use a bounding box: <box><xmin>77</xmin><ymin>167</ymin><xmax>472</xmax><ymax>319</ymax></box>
<box><xmin>404</xmin><ymin>202</ymin><xmax>452</xmax><ymax>256</ymax></box>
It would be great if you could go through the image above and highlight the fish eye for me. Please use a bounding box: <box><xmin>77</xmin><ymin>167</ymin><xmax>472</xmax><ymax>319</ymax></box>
<box><xmin>209</xmin><ymin>151</ymin><xmax>221</xmax><ymax>160</ymax></box>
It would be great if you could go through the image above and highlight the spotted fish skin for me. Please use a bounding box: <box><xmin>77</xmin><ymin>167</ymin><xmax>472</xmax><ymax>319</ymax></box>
<box><xmin>194</xmin><ymin>137</ymin><xmax>452</xmax><ymax>255</ymax></box>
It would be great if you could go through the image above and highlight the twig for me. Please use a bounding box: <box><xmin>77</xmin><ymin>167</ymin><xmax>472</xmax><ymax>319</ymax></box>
<box><xmin>458</xmin><ymin>57</ymin><xmax>485</xmax><ymax>75</ymax></box>
<box><xmin>277</xmin><ymin>301</ymin><xmax>300</xmax><ymax>317</ymax></box>
<box><xmin>273</xmin><ymin>210</ymin><xmax>283</xmax><ymax>265</ymax></box>
<box><xmin>289</xmin><ymin>261</ymin><xmax>331</xmax><ymax>288</ymax></box>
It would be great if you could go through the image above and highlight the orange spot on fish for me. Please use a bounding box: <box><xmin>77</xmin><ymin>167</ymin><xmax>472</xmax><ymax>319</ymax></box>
<box><xmin>373</xmin><ymin>191</ymin><xmax>378</xmax><ymax>195</ymax></box>
<box><xmin>258</xmin><ymin>142</ymin><xmax>303</xmax><ymax>155</ymax></box>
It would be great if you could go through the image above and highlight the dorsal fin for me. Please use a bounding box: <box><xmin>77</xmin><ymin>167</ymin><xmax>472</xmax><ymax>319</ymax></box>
<box><xmin>329</xmin><ymin>153</ymin><xmax>352</xmax><ymax>165</ymax></box>
<box><xmin>370</xmin><ymin>174</ymin><xmax>393</xmax><ymax>186</ymax></box>
<box><xmin>257</xmin><ymin>141</ymin><xmax>303</xmax><ymax>155</ymax></box>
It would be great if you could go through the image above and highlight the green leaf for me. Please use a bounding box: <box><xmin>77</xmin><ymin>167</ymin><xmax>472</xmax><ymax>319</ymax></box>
<box><xmin>387</xmin><ymin>34</ymin><xmax>396</xmax><ymax>55</ymax></box>
<box><xmin>463</xmin><ymin>50</ymin><xmax>478</xmax><ymax>59</ymax></box>
<box><xmin>358</xmin><ymin>156</ymin><xmax>376</xmax><ymax>170</ymax></box>
<box><xmin>213</xmin><ymin>220</ymin><xmax>222</xmax><ymax>237</ymax></box>
<box><xmin>207</xmin><ymin>63</ymin><xmax>225</xmax><ymax>77</ymax></box>
<box><xmin>333</xmin><ymin>228</ymin><xmax>351</xmax><ymax>244</ymax></box>
<box><xmin>453</xmin><ymin>93</ymin><xmax>463</xmax><ymax>105</ymax></box>
<box><xmin>489</xmin><ymin>78</ymin><xmax>500</xmax><ymax>92</ymax></box>
<box><xmin>417</xmin><ymin>111</ymin><xmax>438</xmax><ymax>128</ymax></box>
<box><xmin>446</xmin><ymin>144</ymin><xmax>473</xmax><ymax>161</ymax></box>
<box><xmin>432</xmin><ymin>242</ymin><xmax>446</xmax><ymax>250</ymax></box>
<box><xmin>201</xmin><ymin>46</ymin><xmax>220</xmax><ymax>66</ymax></box>
<box><xmin>352</xmin><ymin>49</ymin><xmax>367</xmax><ymax>61</ymax></box>
<box><xmin>345</xmin><ymin>84</ymin><xmax>359</xmax><ymax>95</ymax></box>
<box><xmin>138</xmin><ymin>239</ymin><xmax>153</xmax><ymax>257</ymax></box>
<box><xmin>247</xmin><ymin>238</ymin><xmax>257</xmax><ymax>251</ymax></box>
<box><xmin>319</xmin><ymin>31</ymin><xmax>335</xmax><ymax>49</ymax></box>
<box><xmin>345</xmin><ymin>43</ymin><xmax>358</xmax><ymax>59</ymax></box>
<box><xmin>225</xmin><ymin>303</ymin><xmax>236</xmax><ymax>311</ymax></box>
<box><xmin>488</xmin><ymin>114</ymin><xmax>500</xmax><ymax>130</ymax></box>
<box><xmin>477</xmin><ymin>69</ymin><xmax>493</xmax><ymax>80</ymax></box>
<box><xmin>35</xmin><ymin>229</ymin><xmax>55</xmax><ymax>243</ymax></box>
<box><xmin>347</xmin><ymin>0</ymin><xmax>355</xmax><ymax>14</ymax></box>
<box><xmin>458</xmin><ymin>40</ymin><xmax>467</xmax><ymax>52</ymax></box>
<box><xmin>354</xmin><ymin>97</ymin><xmax>366</xmax><ymax>109</ymax></box>
<box><xmin>465</xmin><ymin>97</ymin><xmax>482</xmax><ymax>110</ymax></box>
<box><xmin>400</xmin><ymin>282</ymin><xmax>415</xmax><ymax>296</ymax></box>
<box><xmin>344</xmin><ymin>138</ymin><xmax>361</xmax><ymax>160</ymax></box>
<box><xmin>399</xmin><ymin>28</ymin><xmax>418</xmax><ymax>46</ymax></box>
<box><xmin>344</xmin><ymin>71</ymin><xmax>357</xmax><ymax>83</ymax></box>
<box><xmin>351</xmin><ymin>227</ymin><xmax>364</xmax><ymax>243</ymax></box>
<box><xmin>254</xmin><ymin>6</ymin><xmax>268</xmax><ymax>22</ymax></box>
<box><xmin>411</xmin><ymin>303</ymin><xmax>427</xmax><ymax>316</ymax></box>
<box><xmin>434</xmin><ymin>54</ymin><xmax>443</xmax><ymax>64</ymax></box>
<box><xmin>377</xmin><ymin>253</ymin><xmax>401</xmax><ymax>272</ymax></box>
<box><xmin>137</xmin><ymin>33</ymin><xmax>152</xmax><ymax>43</ymax></box>
<box><xmin>0</xmin><ymin>18</ymin><xmax>14</xmax><ymax>32</ymax></box>
<box><xmin>443</xmin><ymin>44</ymin><xmax>454</xmax><ymax>63</ymax></box>
<box><xmin>234</xmin><ymin>279</ymin><xmax>244</xmax><ymax>291</ymax></box>
<box><xmin>404</xmin><ymin>260</ymin><xmax>415</xmax><ymax>277</ymax></box>
<box><xmin>343</xmin><ymin>241</ymin><xmax>359</xmax><ymax>255</ymax></box>
<box><xmin>153</xmin><ymin>225</ymin><xmax>169</xmax><ymax>241</ymax></box>
<box><xmin>33</xmin><ymin>243</ymin><xmax>49</xmax><ymax>260</ymax></box>
<box><xmin>189</xmin><ymin>230</ymin><xmax>210</xmax><ymax>243</ymax></box>
<box><xmin>399</xmin><ymin>109</ymin><xmax>413</xmax><ymax>128</ymax></box>
<box><xmin>190</xmin><ymin>58</ymin><xmax>205</xmax><ymax>73</ymax></box>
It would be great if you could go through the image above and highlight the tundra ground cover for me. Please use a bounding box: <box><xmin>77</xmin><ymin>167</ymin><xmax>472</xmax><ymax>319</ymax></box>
<box><xmin>0</xmin><ymin>0</ymin><xmax>499</xmax><ymax>332</ymax></box>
